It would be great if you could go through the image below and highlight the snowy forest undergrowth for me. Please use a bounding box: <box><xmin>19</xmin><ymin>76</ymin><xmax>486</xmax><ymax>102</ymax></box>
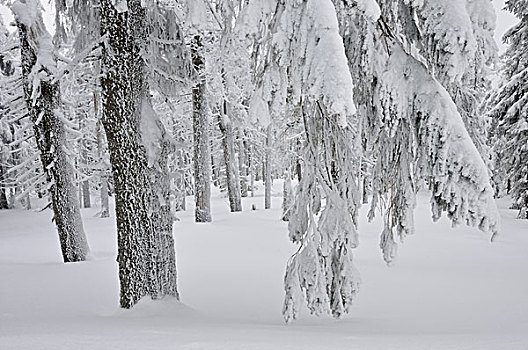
<box><xmin>1</xmin><ymin>181</ymin><xmax>528</xmax><ymax>350</ymax></box>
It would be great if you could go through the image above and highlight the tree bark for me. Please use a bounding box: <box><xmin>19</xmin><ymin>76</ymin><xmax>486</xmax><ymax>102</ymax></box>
<box><xmin>238</xmin><ymin>132</ymin><xmax>248</xmax><ymax>198</ymax></box>
<box><xmin>264</xmin><ymin>125</ymin><xmax>272</xmax><ymax>209</ymax></box>
<box><xmin>172</xmin><ymin>129</ymin><xmax>187</xmax><ymax>212</ymax></box>
<box><xmin>174</xmin><ymin>159</ymin><xmax>187</xmax><ymax>212</ymax></box>
<box><xmin>16</xmin><ymin>13</ymin><xmax>89</xmax><ymax>263</ymax></box>
<box><xmin>100</xmin><ymin>175</ymin><xmax>110</xmax><ymax>218</ymax></box>
<box><xmin>248</xmin><ymin>141</ymin><xmax>255</xmax><ymax>198</ymax></box>
<box><xmin>282</xmin><ymin>170</ymin><xmax>293</xmax><ymax>221</ymax></box>
<box><xmin>82</xmin><ymin>179</ymin><xmax>91</xmax><ymax>208</ymax></box>
<box><xmin>100</xmin><ymin>0</ymin><xmax>178</xmax><ymax>308</ymax></box>
<box><xmin>191</xmin><ymin>34</ymin><xmax>212</xmax><ymax>222</ymax></box>
<box><xmin>96</xmin><ymin>119</ymin><xmax>110</xmax><ymax>218</ymax></box>
<box><xmin>0</xmin><ymin>164</ymin><xmax>8</xmax><ymax>209</ymax></box>
<box><xmin>218</xmin><ymin>102</ymin><xmax>242</xmax><ymax>212</ymax></box>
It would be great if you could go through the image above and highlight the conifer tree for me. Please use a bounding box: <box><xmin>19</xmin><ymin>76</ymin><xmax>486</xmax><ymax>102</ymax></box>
<box><xmin>98</xmin><ymin>0</ymin><xmax>179</xmax><ymax>307</ymax></box>
<box><xmin>11</xmin><ymin>0</ymin><xmax>90</xmax><ymax>262</ymax></box>
<box><xmin>332</xmin><ymin>0</ymin><xmax>499</xmax><ymax>264</ymax></box>
<box><xmin>485</xmin><ymin>0</ymin><xmax>528</xmax><ymax>218</ymax></box>
<box><xmin>240</xmin><ymin>0</ymin><xmax>362</xmax><ymax>322</ymax></box>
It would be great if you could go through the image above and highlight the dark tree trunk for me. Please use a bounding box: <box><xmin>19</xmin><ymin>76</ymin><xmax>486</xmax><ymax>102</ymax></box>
<box><xmin>100</xmin><ymin>176</ymin><xmax>110</xmax><ymax>218</ymax></box>
<box><xmin>218</xmin><ymin>102</ymin><xmax>242</xmax><ymax>212</ymax></box>
<box><xmin>174</xmin><ymin>159</ymin><xmax>187</xmax><ymax>212</ymax></box>
<box><xmin>211</xmin><ymin>149</ymin><xmax>221</xmax><ymax>188</ymax></box>
<box><xmin>282</xmin><ymin>170</ymin><xmax>293</xmax><ymax>221</ymax></box>
<box><xmin>100</xmin><ymin>0</ymin><xmax>178</xmax><ymax>308</ymax></box>
<box><xmin>238</xmin><ymin>131</ymin><xmax>248</xmax><ymax>198</ymax></box>
<box><xmin>23</xmin><ymin>192</ymin><xmax>31</xmax><ymax>210</ymax></box>
<box><xmin>0</xmin><ymin>164</ymin><xmax>8</xmax><ymax>209</ymax></box>
<box><xmin>82</xmin><ymin>179</ymin><xmax>91</xmax><ymax>208</ymax></box>
<box><xmin>248</xmin><ymin>141</ymin><xmax>255</xmax><ymax>198</ymax></box>
<box><xmin>361</xmin><ymin>162</ymin><xmax>369</xmax><ymax>204</ymax></box>
<box><xmin>172</xmin><ymin>129</ymin><xmax>187</xmax><ymax>212</ymax></box>
<box><xmin>16</xmin><ymin>15</ymin><xmax>89</xmax><ymax>263</ymax></box>
<box><xmin>264</xmin><ymin>125</ymin><xmax>272</xmax><ymax>209</ymax></box>
<box><xmin>191</xmin><ymin>34</ymin><xmax>212</xmax><ymax>222</ymax></box>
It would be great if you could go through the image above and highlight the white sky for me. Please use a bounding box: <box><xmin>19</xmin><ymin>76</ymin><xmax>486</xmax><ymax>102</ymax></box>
<box><xmin>493</xmin><ymin>0</ymin><xmax>519</xmax><ymax>52</ymax></box>
<box><xmin>0</xmin><ymin>1</ymin><xmax>521</xmax><ymax>52</ymax></box>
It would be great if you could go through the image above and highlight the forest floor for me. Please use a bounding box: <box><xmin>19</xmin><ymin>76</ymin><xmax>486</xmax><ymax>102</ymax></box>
<box><xmin>1</xmin><ymin>181</ymin><xmax>528</xmax><ymax>349</ymax></box>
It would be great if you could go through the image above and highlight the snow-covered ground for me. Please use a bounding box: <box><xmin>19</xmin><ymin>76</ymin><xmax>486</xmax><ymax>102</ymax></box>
<box><xmin>1</xmin><ymin>182</ymin><xmax>527</xmax><ymax>349</ymax></box>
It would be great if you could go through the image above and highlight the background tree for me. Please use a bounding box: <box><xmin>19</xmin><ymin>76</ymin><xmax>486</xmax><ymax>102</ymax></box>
<box><xmin>11</xmin><ymin>0</ymin><xmax>90</xmax><ymax>262</ymax></box>
<box><xmin>485</xmin><ymin>0</ymin><xmax>528</xmax><ymax>218</ymax></box>
<box><xmin>186</xmin><ymin>1</ymin><xmax>213</xmax><ymax>222</ymax></box>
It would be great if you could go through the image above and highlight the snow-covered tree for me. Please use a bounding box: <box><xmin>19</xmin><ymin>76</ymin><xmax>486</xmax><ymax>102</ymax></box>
<box><xmin>185</xmin><ymin>1</ymin><xmax>214</xmax><ymax>222</ymax></box>
<box><xmin>373</xmin><ymin>0</ymin><xmax>498</xmax><ymax>163</ymax></box>
<box><xmin>485</xmin><ymin>0</ymin><xmax>528</xmax><ymax>218</ymax></box>
<box><xmin>281</xmin><ymin>169</ymin><xmax>293</xmax><ymax>221</ymax></box>
<box><xmin>0</xmin><ymin>39</ymin><xmax>39</xmax><ymax>211</ymax></box>
<box><xmin>11</xmin><ymin>0</ymin><xmax>90</xmax><ymax>262</ymax></box>
<box><xmin>98</xmin><ymin>0</ymin><xmax>180</xmax><ymax>307</ymax></box>
<box><xmin>240</xmin><ymin>0</ymin><xmax>362</xmax><ymax>322</ymax></box>
<box><xmin>331</xmin><ymin>0</ymin><xmax>499</xmax><ymax>264</ymax></box>
<box><xmin>191</xmin><ymin>32</ymin><xmax>212</xmax><ymax>222</ymax></box>
<box><xmin>0</xmin><ymin>24</ymin><xmax>15</xmax><ymax>210</ymax></box>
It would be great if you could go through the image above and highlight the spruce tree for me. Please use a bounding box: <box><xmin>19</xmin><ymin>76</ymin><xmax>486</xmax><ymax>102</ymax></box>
<box><xmin>98</xmin><ymin>0</ymin><xmax>179</xmax><ymax>307</ymax></box>
<box><xmin>332</xmin><ymin>0</ymin><xmax>499</xmax><ymax>264</ymax></box>
<box><xmin>486</xmin><ymin>0</ymin><xmax>528</xmax><ymax>218</ymax></box>
<box><xmin>11</xmin><ymin>0</ymin><xmax>90</xmax><ymax>262</ymax></box>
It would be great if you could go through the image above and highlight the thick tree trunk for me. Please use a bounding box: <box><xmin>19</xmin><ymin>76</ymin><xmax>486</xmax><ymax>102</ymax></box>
<box><xmin>100</xmin><ymin>0</ymin><xmax>178</xmax><ymax>308</ymax></box>
<box><xmin>264</xmin><ymin>125</ymin><xmax>272</xmax><ymax>209</ymax></box>
<box><xmin>16</xmin><ymin>14</ymin><xmax>89</xmax><ymax>263</ymax></box>
<box><xmin>192</xmin><ymin>34</ymin><xmax>212</xmax><ymax>222</ymax></box>
<box><xmin>218</xmin><ymin>102</ymin><xmax>242</xmax><ymax>212</ymax></box>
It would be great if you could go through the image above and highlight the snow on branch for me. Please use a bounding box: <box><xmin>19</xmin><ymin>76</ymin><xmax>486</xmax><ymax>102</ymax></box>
<box><xmin>11</xmin><ymin>0</ymin><xmax>56</xmax><ymax>75</ymax></box>
<box><xmin>374</xmin><ymin>43</ymin><xmax>500</xmax><ymax>264</ymax></box>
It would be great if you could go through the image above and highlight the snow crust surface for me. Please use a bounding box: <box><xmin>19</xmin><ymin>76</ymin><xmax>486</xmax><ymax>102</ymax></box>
<box><xmin>1</xmin><ymin>183</ymin><xmax>528</xmax><ymax>349</ymax></box>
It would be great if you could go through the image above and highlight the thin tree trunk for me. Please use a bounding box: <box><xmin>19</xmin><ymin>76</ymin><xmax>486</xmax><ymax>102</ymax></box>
<box><xmin>264</xmin><ymin>125</ymin><xmax>272</xmax><ymax>209</ymax></box>
<box><xmin>175</xmin><ymin>165</ymin><xmax>186</xmax><ymax>211</ymax></box>
<box><xmin>211</xmin><ymin>148</ymin><xmax>221</xmax><ymax>188</ymax></box>
<box><xmin>96</xmin><ymin>119</ymin><xmax>110</xmax><ymax>218</ymax></box>
<box><xmin>15</xmin><ymin>9</ymin><xmax>89</xmax><ymax>262</ymax></box>
<box><xmin>296</xmin><ymin>139</ymin><xmax>302</xmax><ymax>181</ymax></box>
<box><xmin>282</xmin><ymin>170</ymin><xmax>293</xmax><ymax>221</ymax></box>
<box><xmin>0</xmin><ymin>164</ymin><xmax>8</xmax><ymax>209</ymax></box>
<box><xmin>82</xmin><ymin>179</ymin><xmax>91</xmax><ymax>208</ymax></box>
<box><xmin>218</xmin><ymin>102</ymin><xmax>242</xmax><ymax>212</ymax></box>
<box><xmin>362</xmin><ymin>177</ymin><xmax>369</xmax><ymax>204</ymax></box>
<box><xmin>238</xmin><ymin>132</ymin><xmax>248</xmax><ymax>198</ymax></box>
<box><xmin>24</xmin><ymin>193</ymin><xmax>31</xmax><ymax>210</ymax></box>
<box><xmin>100</xmin><ymin>176</ymin><xmax>109</xmax><ymax>218</ymax></box>
<box><xmin>296</xmin><ymin>160</ymin><xmax>302</xmax><ymax>182</ymax></box>
<box><xmin>100</xmin><ymin>0</ymin><xmax>178</xmax><ymax>307</ymax></box>
<box><xmin>248</xmin><ymin>141</ymin><xmax>255</xmax><ymax>198</ymax></box>
<box><xmin>173</xmin><ymin>128</ymin><xmax>187</xmax><ymax>212</ymax></box>
<box><xmin>192</xmin><ymin>34</ymin><xmax>212</xmax><ymax>222</ymax></box>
